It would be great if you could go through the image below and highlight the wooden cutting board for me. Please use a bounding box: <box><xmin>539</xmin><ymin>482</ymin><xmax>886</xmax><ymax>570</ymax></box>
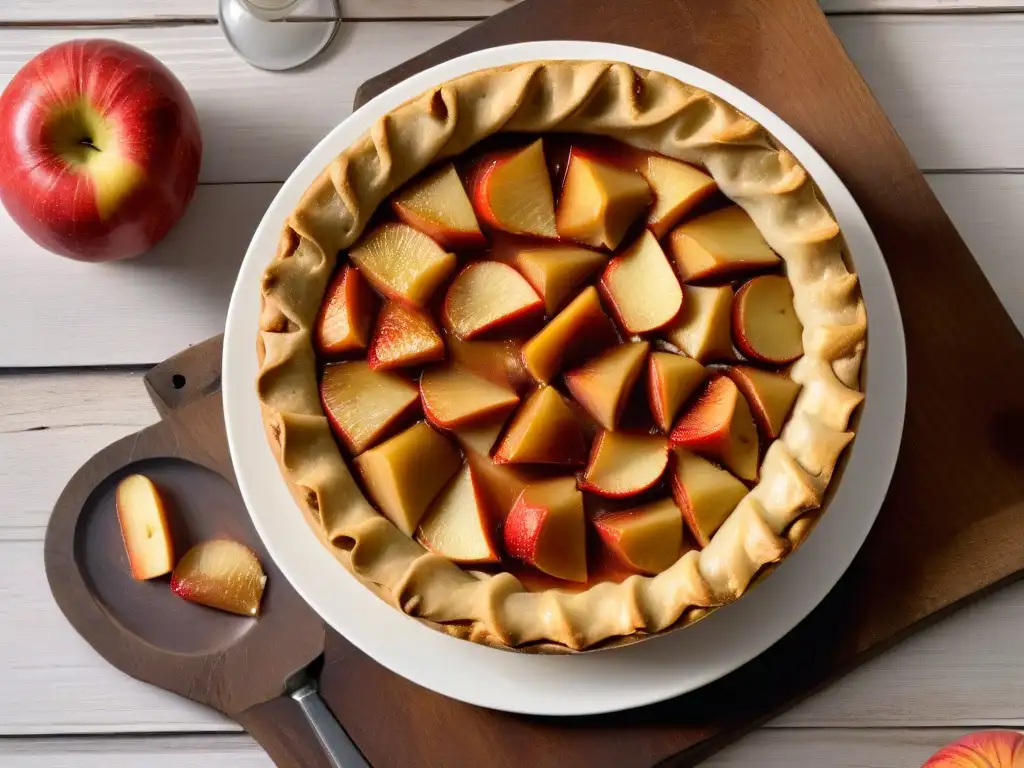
<box><xmin>50</xmin><ymin>0</ymin><xmax>1024</xmax><ymax>765</ymax></box>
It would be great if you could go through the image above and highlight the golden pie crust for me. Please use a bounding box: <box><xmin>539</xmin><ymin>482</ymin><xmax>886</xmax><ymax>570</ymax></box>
<box><xmin>256</xmin><ymin>61</ymin><xmax>866</xmax><ymax>652</ymax></box>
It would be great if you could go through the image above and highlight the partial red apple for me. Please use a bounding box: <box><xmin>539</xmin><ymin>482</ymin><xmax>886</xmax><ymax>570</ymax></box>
<box><xmin>637</xmin><ymin>154</ymin><xmax>718</xmax><ymax>239</ymax></box>
<box><xmin>470</xmin><ymin>139</ymin><xmax>557</xmax><ymax>238</ymax></box>
<box><xmin>442</xmin><ymin>261</ymin><xmax>544</xmax><ymax>340</ymax></box>
<box><xmin>416</xmin><ymin>464</ymin><xmax>500</xmax><ymax>565</ymax></box>
<box><xmin>556</xmin><ymin>147</ymin><xmax>652</xmax><ymax>249</ymax></box>
<box><xmin>171</xmin><ymin>539</ymin><xmax>267</xmax><ymax>617</ymax></box>
<box><xmin>420</xmin><ymin>365</ymin><xmax>520</xmax><ymax>429</ymax></box>
<box><xmin>593</xmin><ymin>498</ymin><xmax>683</xmax><ymax>575</ymax></box>
<box><xmin>724</xmin><ymin>366</ymin><xmax>802</xmax><ymax>440</ymax></box>
<box><xmin>0</xmin><ymin>40</ymin><xmax>202</xmax><ymax>262</ymax></box>
<box><xmin>922</xmin><ymin>730</ymin><xmax>1024</xmax><ymax>768</ymax></box>
<box><xmin>732</xmin><ymin>275</ymin><xmax>804</xmax><ymax>364</ymax></box>
<box><xmin>647</xmin><ymin>351</ymin><xmax>705</xmax><ymax>433</ymax></box>
<box><xmin>512</xmin><ymin>243</ymin><xmax>607</xmax><ymax>315</ymax></box>
<box><xmin>349</xmin><ymin>222</ymin><xmax>456</xmax><ymax>307</ymax></box>
<box><xmin>493</xmin><ymin>386</ymin><xmax>588</xmax><ymax>466</ymax></box>
<box><xmin>115</xmin><ymin>474</ymin><xmax>174</xmax><ymax>580</ymax></box>
<box><xmin>564</xmin><ymin>341</ymin><xmax>649</xmax><ymax>431</ymax></box>
<box><xmin>669</xmin><ymin>375</ymin><xmax>759</xmax><ymax>482</ymax></box>
<box><xmin>315</xmin><ymin>265</ymin><xmax>379</xmax><ymax>357</ymax></box>
<box><xmin>521</xmin><ymin>286</ymin><xmax>619</xmax><ymax>384</ymax></box>
<box><xmin>668</xmin><ymin>206</ymin><xmax>780</xmax><ymax>283</ymax></box>
<box><xmin>391</xmin><ymin>162</ymin><xmax>485</xmax><ymax>250</ymax></box>
<box><xmin>504</xmin><ymin>477</ymin><xmax>587</xmax><ymax>582</ymax></box>
<box><xmin>367</xmin><ymin>301</ymin><xmax>444</xmax><ymax>371</ymax></box>
<box><xmin>320</xmin><ymin>361</ymin><xmax>419</xmax><ymax>454</ymax></box>
<box><xmin>599</xmin><ymin>230</ymin><xmax>683</xmax><ymax>334</ymax></box>
<box><xmin>579</xmin><ymin>430</ymin><xmax>669</xmax><ymax>498</ymax></box>
<box><xmin>669</xmin><ymin>449</ymin><xmax>748</xmax><ymax>547</ymax></box>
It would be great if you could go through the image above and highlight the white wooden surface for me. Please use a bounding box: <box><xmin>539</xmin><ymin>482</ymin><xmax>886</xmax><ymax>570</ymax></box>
<box><xmin>0</xmin><ymin>2</ymin><xmax>1021</xmax><ymax>766</ymax></box>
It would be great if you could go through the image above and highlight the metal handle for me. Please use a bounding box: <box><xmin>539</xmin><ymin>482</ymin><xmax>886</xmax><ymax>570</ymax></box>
<box><xmin>290</xmin><ymin>682</ymin><xmax>370</xmax><ymax>768</ymax></box>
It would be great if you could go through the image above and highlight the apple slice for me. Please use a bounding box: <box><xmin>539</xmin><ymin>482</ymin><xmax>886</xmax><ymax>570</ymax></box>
<box><xmin>447</xmin><ymin>337</ymin><xmax>531</xmax><ymax>392</ymax></box>
<box><xmin>638</xmin><ymin>154</ymin><xmax>718</xmax><ymax>239</ymax></box>
<box><xmin>662</xmin><ymin>285</ymin><xmax>734</xmax><ymax>362</ymax></box>
<box><xmin>442</xmin><ymin>261</ymin><xmax>544</xmax><ymax>340</ymax></box>
<box><xmin>504</xmin><ymin>477</ymin><xmax>587</xmax><ymax>582</ymax></box>
<box><xmin>420</xmin><ymin>365</ymin><xmax>520</xmax><ymax>430</ymax></box>
<box><xmin>470</xmin><ymin>139</ymin><xmax>557</xmax><ymax>238</ymax></box>
<box><xmin>669</xmin><ymin>375</ymin><xmax>759</xmax><ymax>482</ymax></box>
<box><xmin>725</xmin><ymin>366</ymin><xmax>802</xmax><ymax>440</ymax></box>
<box><xmin>593</xmin><ymin>498</ymin><xmax>683</xmax><ymax>574</ymax></box>
<box><xmin>579</xmin><ymin>430</ymin><xmax>669</xmax><ymax>497</ymax></box>
<box><xmin>521</xmin><ymin>286</ymin><xmax>618</xmax><ymax>384</ymax></box>
<box><xmin>669</xmin><ymin>449</ymin><xmax>748</xmax><ymax>547</ymax></box>
<box><xmin>564</xmin><ymin>341</ymin><xmax>649</xmax><ymax>431</ymax></box>
<box><xmin>732</xmin><ymin>275</ymin><xmax>804</xmax><ymax>364</ymax></box>
<box><xmin>314</xmin><ymin>264</ymin><xmax>378</xmax><ymax>356</ymax></box>
<box><xmin>367</xmin><ymin>301</ymin><xmax>444</xmax><ymax>371</ymax></box>
<box><xmin>349</xmin><ymin>222</ymin><xmax>456</xmax><ymax>307</ymax></box>
<box><xmin>320</xmin><ymin>361</ymin><xmax>419</xmax><ymax>455</ymax></box>
<box><xmin>452</xmin><ymin>414</ymin><xmax>508</xmax><ymax>457</ymax></box>
<box><xmin>115</xmin><ymin>474</ymin><xmax>174</xmax><ymax>580</ymax></box>
<box><xmin>647</xmin><ymin>351</ymin><xmax>705</xmax><ymax>433</ymax></box>
<box><xmin>465</xmin><ymin>449</ymin><xmax>530</xmax><ymax>519</ymax></box>
<box><xmin>354</xmin><ymin>421</ymin><xmax>462</xmax><ymax>535</ymax></box>
<box><xmin>599</xmin><ymin>230</ymin><xmax>683</xmax><ymax>334</ymax></box>
<box><xmin>493</xmin><ymin>386</ymin><xmax>588</xmax><ymax>466</ymax></box>
<box><xmin>391</xmin><ymin>162</ymin><xmax>485</xmax><ymax>250</ymax></box>
<box><xmin>415</xmin><ymin>464</ymin><xmax>500</xmax><ymax>564</ymax></box>
<box><xmin>170</xmin><ymin>540</ymin><xmax>267</xmax><ymax>617</ymax></box>
<box><xmin>513</xmin><ymin>243</ymin><xmax>607</xmax><ymax>314</ymax></box>
<box><xmin>556</xmin><ymin>147</ymin><xmax>652</xmax><ymax>249</ymax></box>
<box><xmin>668</xmin><ymin>206</ymin><xmax>780</xmax><ymax>283</ymax></box>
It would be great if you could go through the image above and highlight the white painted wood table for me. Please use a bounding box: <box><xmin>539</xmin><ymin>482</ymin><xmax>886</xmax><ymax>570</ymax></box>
<box><xmin>1</xmin><ymin>2</ymin><xmax>1021</xmax><ymax>765</ymax></box>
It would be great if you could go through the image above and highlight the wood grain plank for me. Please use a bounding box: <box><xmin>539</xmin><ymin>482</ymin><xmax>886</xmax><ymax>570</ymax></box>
<box><xmin>0</xmin><ymin>728</ymin><xmax>984</xmax><ymax>767</ymax></box>
<box><xmin>0</xmin><ymin>0</ymin><xmax>1018</xmax><ymax>22</ymax></box>
<box><xmin>2</xmin><ymin>171</ymin><xmax>1021</xmax><ymax>367</ymax></box>
<box><xmin>0</xmin><ymin>17</ymin><xmax>1023</xmax><ymax>188</ymax></box>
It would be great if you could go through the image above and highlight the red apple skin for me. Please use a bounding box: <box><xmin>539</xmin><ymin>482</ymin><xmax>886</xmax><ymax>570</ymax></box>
<box><xmin>0</xmin><ymin>40</ymin><xmax>202</xmax><ymax>262</ymax></box>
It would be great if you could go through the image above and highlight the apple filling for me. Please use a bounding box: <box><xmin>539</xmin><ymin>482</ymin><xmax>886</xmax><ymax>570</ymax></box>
<box><xmin>314</xmin><ymin>134</ymin><xmax>807</xmax><ymax>588</ymax></box>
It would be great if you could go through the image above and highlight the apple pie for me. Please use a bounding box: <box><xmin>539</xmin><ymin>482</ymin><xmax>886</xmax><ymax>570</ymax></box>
<box><xmin>256</xmin><ymin>61</ymin><xmax>866</xmax><ymax>652</ymax></box>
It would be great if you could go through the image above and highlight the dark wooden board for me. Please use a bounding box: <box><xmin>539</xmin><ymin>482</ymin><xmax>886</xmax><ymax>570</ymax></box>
<box><xmin>53</xmin><ymin>0</ymin><xmax>1024</xmax><ymax>766</ymax></box>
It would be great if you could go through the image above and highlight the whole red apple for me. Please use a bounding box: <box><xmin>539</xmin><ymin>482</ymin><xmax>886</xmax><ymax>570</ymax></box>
<box><xmin>0</xmin><ymin>39</ymin><xmax>202</xmax><ymax>262</ymax></box>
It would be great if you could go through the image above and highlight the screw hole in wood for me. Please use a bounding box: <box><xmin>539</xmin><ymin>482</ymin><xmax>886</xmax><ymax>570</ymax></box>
<box><xmin>172</xmin><ymin>374</ymin><xmax>186</xmax><ymax>390</ymax></box>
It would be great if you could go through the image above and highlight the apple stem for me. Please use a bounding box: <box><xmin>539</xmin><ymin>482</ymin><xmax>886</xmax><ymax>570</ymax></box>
<box><xmin>79</xmin><ymin>137</ymin><xmax>98</xmax><ymax>151</ymax></box>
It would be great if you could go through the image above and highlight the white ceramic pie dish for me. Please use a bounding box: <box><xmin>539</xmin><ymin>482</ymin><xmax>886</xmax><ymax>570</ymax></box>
<box><xmin>223</xmin><ymin>40</ymin><xmax>906</xmax><ymax>716</ymax></box>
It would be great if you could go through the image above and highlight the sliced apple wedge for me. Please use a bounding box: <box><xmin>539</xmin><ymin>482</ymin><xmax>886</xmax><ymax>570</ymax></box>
<box><xmin>662</xmin><ymin>285</ymin><xmax>734</xmax><ymax>362</ymax></box>
<box><xmin>354</xmin><ymin>421</ymin><xmax>462</xmax><ymax>535</ymax></box>
<box><xmin>579</xmin><ymin>430</ymin><xmax>669</xmax><ymax>498</ymax></box>
<box><xmin>416</xmin><ymin>464</ymin><xmax>500</xmax><ymax>564</ymax></box>
<box><xmin>638</xmin><ymin>154</ymin><xmax>718</xmax><ymax>239</ymax></box>
<box><xmin>725</xmin><ymin>366</ymin><xmax>802</xmax><ymax>440</ymax></box>
<box><xmin>521</xmin><ymin>286</ymin><xmax>618</xmax><ymax>384</ymax></box>
<box><xmin>349</xmin><ymin>222</ymin><xmax>456</xmax><ymax>307</ymax></box>
<box><xmin>115</xmin><ymin>474</ymin><xmax>174</xmax><ymax>581</ymax></box>
<box><xmin>442</xmin><ymin>261</ymin><xmax>544</xmax><ymax>340</ymax></box>
<box><xmin>493</xmin><ymin>386</ymin><xmax>588</xmax><ymax>466</ymax></box>
<box><xmin>670</xmin><ymin>449</ymin><xmax>748</xmax><ymax>547</ymax></box>
<box><xmin>448</xmin><ymin>337</ymin><xmax>531</xmax><ymax>392</ymax></box>
<box><xmin>367</xmin><ymin>301</ymin><xmax>444</xmax><ymax>371</ymax></box>
<box><xmin>504</xmin><ymin>477</ymin><xmax>587</xmax><ymax>582</ymax></box>
<box><xmin>732</xmin><ymin>274</ymin><xmax>804</xmax><ymax>364</ymax></box>
<box><xmin>470</xmin><ymin>139</ymin><xmax>557</xmax><ymax>238</ymax></box>
<box><xmin>668</xmin><ymin>206</ymin><xmax>780</xmax><ymax>283</ymax></box>
<box><xmin>513</xmin><ymin>243</ymin><xmax>607</xmax><ymax>314</ymax></box>
<box><xmin>599</xmin><ymin>230</ymin><xmax>683</xmax><ymax>334</ymax></box>
<box><xmin>465</xmin><ymin>449</ymin><xmax>530</xmax><ymax>519</ymax></box>
<box><xmin>647</xmin><ymin>351</ymin><xmax>705</xmax><ymax>433</ymax></box>
<box><xmin>669</xmin><ymin>375</ymin><xmax>759</xmax><ymax>482</ymax></box>
<box><xmin>556</xmin><ymin>147</ymin><xmax>652</xmax><ymax>249</ymax></box>
<box><xmin>452</xmin><ymin>414</ymin><xmax>508</xmax><ymax>457</ymax></box>
<box><xmin>315</xmin><ymin>264</ymin><xmax>378</xmax><ymax>357</ymax></box>
<box><xmin>564</xmin><ymin>340</ymin><xmax>649</xmax><ymax>431</ymax></box>
<box><xmin>420</xmin><ymin>366</ymin><xmax>520</xmax><ymax>429</ymax></box>
<box><xmin>170</xmin><ymin>540</ymin><xmax>267</xmax><ymax>617</ymax></box>
<box><xmin>391</xmin><ymin>162</ymin><xmax>485</xmax><ymax>250</ymax></box>
<box><xmin>593</xmin><ymin>498</ymin><xmax>683</xmax><ymax>574</ymax></box>
<box><xmin>320</xmin><ymin>361</ymin><xmax>419</xmax><ymax>455</ymax></box>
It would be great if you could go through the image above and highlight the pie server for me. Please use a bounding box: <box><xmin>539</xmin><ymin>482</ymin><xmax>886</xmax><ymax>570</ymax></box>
<box><xmin>44</xmin><ymin>386</ymin><xmax>368</xmax><ymax>768</ymax></box>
